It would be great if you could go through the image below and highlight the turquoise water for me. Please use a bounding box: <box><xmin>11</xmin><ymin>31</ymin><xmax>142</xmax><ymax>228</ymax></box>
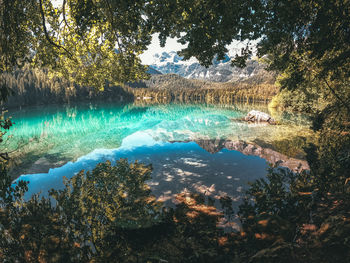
<box><xmin>7</xmin><ymin>102</ymin><xmax>311</xmax><ymax>202</ymax></box>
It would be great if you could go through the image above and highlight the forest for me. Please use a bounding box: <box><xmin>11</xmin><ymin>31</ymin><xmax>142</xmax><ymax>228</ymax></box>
<box><xmin>1</xmin><ymin>0</ymin><xmax>349</xmax><ymax>262</ymax></box>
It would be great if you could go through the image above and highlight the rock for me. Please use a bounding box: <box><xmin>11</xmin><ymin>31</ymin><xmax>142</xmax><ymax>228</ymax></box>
<box><xmin>244</xmin><ymin>110</ymin><xmax>276</xmax><ymax>124</ymax></box>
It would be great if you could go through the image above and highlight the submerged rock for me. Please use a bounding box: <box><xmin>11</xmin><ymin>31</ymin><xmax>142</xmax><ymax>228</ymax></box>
<box><xmin>244</xmin><ymin>110</ymin><xmax>276</xmax><ymax>124</ymax></box>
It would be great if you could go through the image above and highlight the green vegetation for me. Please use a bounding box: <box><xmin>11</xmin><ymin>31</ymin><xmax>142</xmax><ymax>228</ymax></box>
<box><xmin>1</xmin><ymin>0</ymin><xmax>349</xmax><ymax>262</ymax></box>
<box><xmin>0</xmin><ymin>159</ymin><xmax>229</xmax><ymax>262</ymax></box>
<box><xmin>239</xmin><ymin>133</ymin><xmax>350</xmax><ymax>262</ymax></box>
<box><xmin>0</xmin><ymin>0</ymin><xmax>150</xmax><ymax>90</ymax></box>
<box><xmin>1</xmin><ymin>66</ymin><xmax>134</xmax><ymax>108</ymax></box>
<box><xmin>131</xmin><ymin>74</ymin><xmax>277</xmax><ymax>104</ymax></box>
<box><xmin>2</xmin><ymin>69</ymin><xmax>277</xmax><ymax>108</ymax></box>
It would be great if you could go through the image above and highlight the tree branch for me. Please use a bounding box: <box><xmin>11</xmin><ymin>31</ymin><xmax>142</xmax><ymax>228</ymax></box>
<box><xmin>322</xmin><ymin>77</ymin><xmax>350</xmax><ymax>113</ymax></box>
<box><xmin>104</xmin><ymin>0</ymin><xmax>123</xmax><ymax>53</ymax></box>
<box><xmin>38</xmin><ymin>0</ymin><xmax>73</xmax><ymax>58</ymax></box>
<box><xmin>62</xmin><ymin>0</ymin><xmax>71</xmax><ymax>30</ymax></box>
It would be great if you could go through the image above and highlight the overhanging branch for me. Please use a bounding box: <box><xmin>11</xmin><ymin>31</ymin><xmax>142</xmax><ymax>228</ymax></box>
<box><xmin>39</xmin><ymin>0</ymin><xmax>73</xmax><ymax>58</ymax></box>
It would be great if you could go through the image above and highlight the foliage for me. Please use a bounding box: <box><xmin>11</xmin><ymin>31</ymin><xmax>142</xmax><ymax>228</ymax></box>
<box><xmin>0</xmin><ymin>158</ymin><xmax>233</xmax><ymax>262</ymax></box>
<box><xmin>0</xmin><ymin>0</ymin><xmax>39</xmax><ymax>73</ymax></box>
<box><xmin>1</xmin><ymin>159</ymin><xmax>161</xmax><ymax>262</ymax></box>
<box><xmin>2</xmin><ymin>1</ymin><xmax>348</xmax><ymax>94</ymax></box>
<box><xmin>269</xmin><ymin>86</ymin><xmax>326</xmax><ymax>113</ymax></box>
<box><xmin>50</xmin><ymin>159</ymin><xmax>165</xmax><ymax>261</ymax></box>
<box><xmin>2</xmin><ymin>1</ymin><xmax>348</xmax><ymax>123</ymax></box>
<box><xmin>150</xmin><ymin>0</ymin><xmax>350</xmax><ymax>122</ymax></box>
<box><xmin>148</xmin><ymin>0</ymin><xmax>349</xmax><ymax>73</ymax></box>
<box><xmin>147</xmin><ymin>0</ymin><xmax>260</xmax><ymax>66</ymax></box>
<box><xmin>238</xmin><ymin>128</ymin><xmax>350</xmax><ymax>263</ymax></box>
<box><xmin>261</xmin><ymin>1</ymin><xmax>350</xmax><ymax>121</ymax></box>
<box><xmin>1</xmin><ymin>0</ymin><xmax>151</xmax><ymax>89</ymax></box>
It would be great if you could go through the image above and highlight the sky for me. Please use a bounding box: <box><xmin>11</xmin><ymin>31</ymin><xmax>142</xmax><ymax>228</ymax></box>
<box><xmin>139</xmin><ymin>33</ymin><xmax>186</xmax><ymax>64</ymax></box>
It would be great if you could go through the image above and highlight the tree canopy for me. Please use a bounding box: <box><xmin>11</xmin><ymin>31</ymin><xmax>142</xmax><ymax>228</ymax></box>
<box><xmin>1</xmin><ymin>0</ymin><xmax>152</xmax><ymax>90</ymax></box>
<box><xmin>1</xmin><ymin>0</ymin><xmax>349</xmax><ymax>97</ymax></box>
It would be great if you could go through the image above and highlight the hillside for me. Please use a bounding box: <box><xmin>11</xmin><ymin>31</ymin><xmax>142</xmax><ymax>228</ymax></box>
<box><xmin>129</xmin><ymin>74</ymin><xmax>278</xmax><ymax>104</ymax></box>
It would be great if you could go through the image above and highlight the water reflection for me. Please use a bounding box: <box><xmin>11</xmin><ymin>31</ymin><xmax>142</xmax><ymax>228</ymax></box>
<box><xmin>15</xmin><ymin>132</ymin><xmax>268</xmax><ymax>203</ymax></box>
<box><xmin>194</xmin><ymin>139</ymin><xmax>309</xmax><ymax>171</ymax></box>
<box><xmin>9</xmin><ymin>102</ymin><xmax>312</xmax><ymax>207</ymax></box>
<box><xmin>15</xmin><ymin>130</ymin><xmax>308</xmax><ymax>210</ymax></box>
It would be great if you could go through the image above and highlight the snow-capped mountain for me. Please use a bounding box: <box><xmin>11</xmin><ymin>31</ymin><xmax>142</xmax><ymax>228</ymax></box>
<box><xmin>149</xmin><ymin>51</ymin><xmax>271</xmax><ymax>83</ymax></box>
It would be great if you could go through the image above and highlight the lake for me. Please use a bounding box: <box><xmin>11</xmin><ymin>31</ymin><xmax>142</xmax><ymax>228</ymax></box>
<box><xmin>7</xmin><ymin>102</ymin><xmax>311</xmax><ymax>204</ymax></box>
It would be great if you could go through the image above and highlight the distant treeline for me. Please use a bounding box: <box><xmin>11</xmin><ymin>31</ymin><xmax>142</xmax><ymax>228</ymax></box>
<box><xmin>1</xmin><ymin>66</ymin><xmax>134</xmax><ymax>108</ymax></box>
<box><xmin>1</xmin><ymin>67</ymin><xmax>278</xmax><ymax>108</ymax></box>
<box><xmin>130</xmin><ymin>74</ymin><xmax>278</xmax><ymax>104</ymax></box>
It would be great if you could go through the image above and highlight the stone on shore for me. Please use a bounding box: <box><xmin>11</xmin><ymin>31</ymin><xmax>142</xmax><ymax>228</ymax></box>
<box><xmin>244</xmin><ymin>110</ymin><xmax>276</xmax><ymax>124</ymax></box>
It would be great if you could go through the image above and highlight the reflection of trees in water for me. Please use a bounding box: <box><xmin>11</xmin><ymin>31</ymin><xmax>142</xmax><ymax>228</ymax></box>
<box><xmin>7</xmin><ymin>102</ymin><xmax>311</xmax><ymax>179</ymax></box>
<box><xmin>1</xmin><ymin>129</ymin><xmax>349</xmax><ymax>262</ymax></box>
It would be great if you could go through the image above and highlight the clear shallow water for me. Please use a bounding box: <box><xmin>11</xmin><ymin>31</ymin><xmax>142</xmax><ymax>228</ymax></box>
<box><xmin>7</xmin><ymin>102</ymin><xmax>311</xmax><ymax>202</ymax></box>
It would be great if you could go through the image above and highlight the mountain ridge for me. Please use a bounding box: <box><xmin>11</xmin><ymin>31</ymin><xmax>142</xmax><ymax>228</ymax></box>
<box><xmin>148</xmin><ymin>51</ymin><xmax>275</xmax><ymax>83</ymax></box>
